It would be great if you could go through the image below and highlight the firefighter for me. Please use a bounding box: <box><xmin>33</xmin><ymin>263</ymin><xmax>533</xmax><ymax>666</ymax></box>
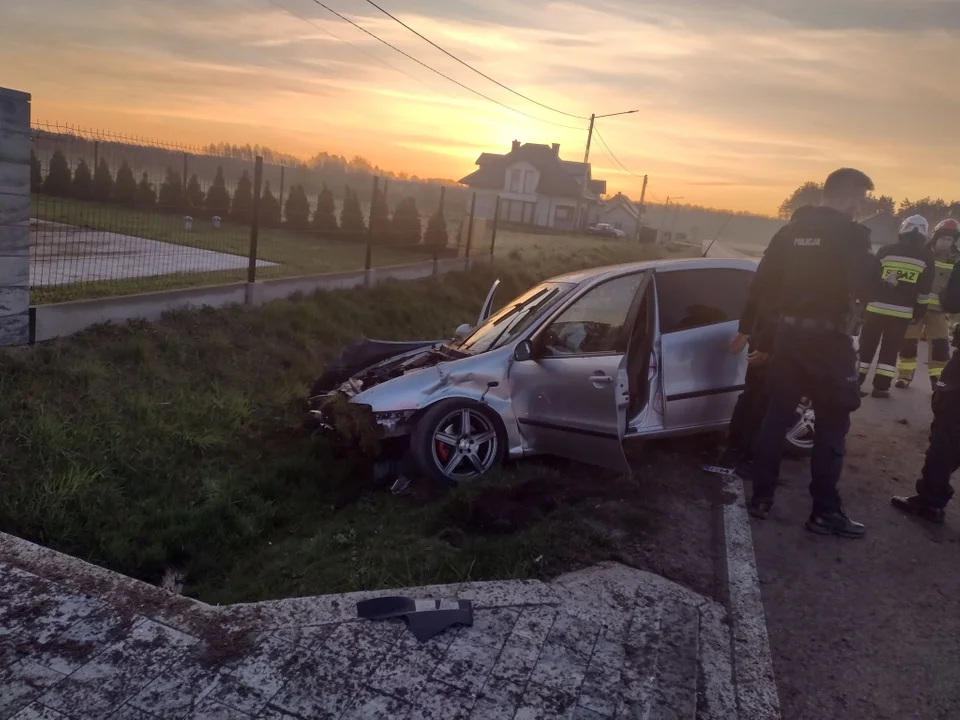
<box><xmin>857</xmin><ymin>215</ymin><xmax>934</xmax><ymax>398</ymax></box>
<box><xmin>892</xmin><ymin>257</ymin><xmax>960</xmax><ymax>523</ymax></box>
<box><xmin>896</xmin><ymin>218</ymin><xmax>960</xmax><ymax>390</ymax></box>
<box><xmin>743</xmin><ymin>168</ymin><xmax>882</xmax><ymax>538</ymax></box>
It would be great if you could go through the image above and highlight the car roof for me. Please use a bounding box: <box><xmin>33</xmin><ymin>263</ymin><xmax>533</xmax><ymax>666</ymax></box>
<box><xmin>547</xmin><ymin>256</ymin><xmax>758</xmax><ymax>286</ymax></box>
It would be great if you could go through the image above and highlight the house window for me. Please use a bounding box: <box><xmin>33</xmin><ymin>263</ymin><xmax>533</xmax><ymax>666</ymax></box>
<box><xmin>523</xmin><ymin>170</ymin><xmax>536</xmax><ymax>194</ymax></box>
<box><xmin>509</xmin><ymin>169</ymin><xmax>523</xmax><ymax>193</ymax></box>
<box><xmin>554</xmin><ymin>206</ymin><xmax>573</xmax><ymax>223</ymax></box>
<box><xmin>499</xmin><ymin>199</ymin><xmax>537</xmax><ymax>225</ymax></box>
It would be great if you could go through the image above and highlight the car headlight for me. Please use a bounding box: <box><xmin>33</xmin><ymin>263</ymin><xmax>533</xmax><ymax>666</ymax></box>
<box><xmin>373</xmin><ymin>409</ymin><xmax>416</xmax><ymax>434</ymax></box>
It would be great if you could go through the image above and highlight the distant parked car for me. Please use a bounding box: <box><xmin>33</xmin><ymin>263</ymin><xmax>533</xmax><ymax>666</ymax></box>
<box><xmin>585</xmin><ymin>223</ymin><xmax>619</xmax><ymax>238</ymax></box>
<box><xmin>308</xmin><ymin>257</ymin><xmax>821</xmax><ymax>486</ymax></box>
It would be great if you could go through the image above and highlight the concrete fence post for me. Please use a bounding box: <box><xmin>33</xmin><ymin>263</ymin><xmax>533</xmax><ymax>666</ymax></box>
<box><xmin>0</xmin><ymin>87</ymin><xmax>31</xmax><ymax>347</ymax></box>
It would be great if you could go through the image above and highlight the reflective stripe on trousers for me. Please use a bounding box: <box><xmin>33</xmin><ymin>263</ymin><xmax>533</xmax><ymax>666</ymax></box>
<box><xmin>866</xmin><ymin>302</ymin><xmax>913</xmax><ymax>319</ymax></box>
<box><xmin>898</xmin><ymin>312</ymin><xmax>952</xmax><ymax>380</ymax></box>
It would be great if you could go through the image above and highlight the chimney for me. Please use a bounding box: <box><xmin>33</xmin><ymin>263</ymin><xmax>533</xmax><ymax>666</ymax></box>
<box><xmin>551</xmin><ymin>143</ymin><xmax>560</xmax><ymax>156</ymax></box>
<box><xmin>511</xmin><ymin>140</ymin><xmax>521</xmax><ymax>152</ymax></box>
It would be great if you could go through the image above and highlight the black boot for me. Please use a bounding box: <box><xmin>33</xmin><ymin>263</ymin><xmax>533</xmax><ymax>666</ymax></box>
<box><xmin>895</xmin><ymin>379</ymin><xmax>909</xmax><ymax>389</ymax></box>
<box><xmin>871</xmin><ymin>388</ymin><xmax>890</xmax><ymax>399</ymax></box>
<box><xmin>891</xmin><ymin>495</ymin><xmax>946</xmax><ymax>524</ymax></box>
<box><xmin>931</xmin><ymin>377</ymin><xmax>941</xmax><ymax>392</ymax></box>
<box><xmin>805</xmin><ymin>508</ymin><xmax>866</xmax><ymax>539</ymax></box>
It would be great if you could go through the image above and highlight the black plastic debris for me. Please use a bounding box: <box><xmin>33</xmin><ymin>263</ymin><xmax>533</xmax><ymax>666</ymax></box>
<box><xmin>357</xmin><ymin>596</ymin><xmax>474</xmax><ymax>642</ymax></box>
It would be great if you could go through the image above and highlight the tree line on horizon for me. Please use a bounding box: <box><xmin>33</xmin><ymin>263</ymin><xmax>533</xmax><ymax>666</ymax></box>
<box><xmin>32</xmin><ymin>129</ymin><xmax>469</xmax><ymax>218</ymax></box>
<box><xmin>32</xmin><ymin>149</ymin><xmax>450</xmax><ymax>249</ymax></box>
<box><xmin>779</xmin><ymin>181</ymin><xmax>960</xmax><ymax>225</ymax></box>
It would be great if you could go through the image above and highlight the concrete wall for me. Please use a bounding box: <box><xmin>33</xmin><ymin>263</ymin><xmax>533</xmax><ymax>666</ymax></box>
<box><xmin>370</xmin><ymin>260</ymin><xmax>435</xmax><ymax>284</ymax></box>
<box><xmin>34</xmin><ymin>283</ymin><xmax>248</xmax><ymax>343</ymax></box>
<box><xmin>30</xmin><ymin>254</ymin><xmax>496</xmax><ymax>344</ymax></box>
<box><xmin>254</xmin><ymin>269</ymin><xmax>368</xmax><ymax>305</ymax></box>
<box><xmin>0</xmin><ymin>87</ymin><xmax>30</xmax><ymax>346</ymax></box>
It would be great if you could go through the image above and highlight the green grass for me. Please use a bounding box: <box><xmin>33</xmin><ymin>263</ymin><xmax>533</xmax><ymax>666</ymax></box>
<box><xmin>31</xmin><ymin>196</ymin><xmax>439</xmax><ymax>304</ymax></box>
<box><xmin>3</xmin><ymin>240</ymin><xmax>683</xmax><ymax>603</ymax></box>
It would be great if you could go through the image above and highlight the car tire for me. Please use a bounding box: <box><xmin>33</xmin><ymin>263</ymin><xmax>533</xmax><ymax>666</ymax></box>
<box><xmin>410</xmin><ymin>399</ymin><xmax>507</xmax><ymax>487</ymax></box>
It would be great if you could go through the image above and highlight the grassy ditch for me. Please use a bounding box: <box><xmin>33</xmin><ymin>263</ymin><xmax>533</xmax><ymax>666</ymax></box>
<box><xmin>2</xmin><ymin>241</ymin><xmax>688</xmax><ymax>603</ymax></box>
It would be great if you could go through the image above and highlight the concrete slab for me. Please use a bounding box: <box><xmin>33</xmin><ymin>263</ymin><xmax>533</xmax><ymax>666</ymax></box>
<box><xmin>29</xmin><ymin>220</ymin><xmax>276</xmax><ymax>287</ymax></box>
<box><xmin>0</xmin><ymin>530</ymin><xmax>753</xmax><ymax>720</ymax></box>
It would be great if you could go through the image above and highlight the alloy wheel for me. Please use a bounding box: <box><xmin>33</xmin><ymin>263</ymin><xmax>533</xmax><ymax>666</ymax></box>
<box><xmin>431</xmin><ymin>408</ymin><xmax>499</xmax><ymax>481</ymax></box>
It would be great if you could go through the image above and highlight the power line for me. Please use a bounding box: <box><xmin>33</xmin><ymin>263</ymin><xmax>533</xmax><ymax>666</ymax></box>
<box><xmin>594</xmin><ymin>126</ymin><xmax>644</xmax><ymax>178</ymax></box>
<box><xmin>309</xmin><ymin>0</ymin><xmax>586</xmax><ymax>131</ymax></box>
<box><xmin>266</xmin><ymin>0</ymin><xmax>430</xmax><ymax>90</ymax></box>
<box><xmin>360</xmin><ymin>0</ymin><xmax>589</xmax><ymax>121</ymax></box>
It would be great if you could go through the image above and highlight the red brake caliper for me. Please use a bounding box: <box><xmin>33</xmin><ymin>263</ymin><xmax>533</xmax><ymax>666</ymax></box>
<box><xmin>436</xmin><ymin>424</ymin><xmax>451</xmax><ymax>462</ymax></box>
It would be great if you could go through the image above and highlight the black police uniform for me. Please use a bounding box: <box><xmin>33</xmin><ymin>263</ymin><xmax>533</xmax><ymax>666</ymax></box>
<box><xmin>743</xmin><ymin>205</ymin><xmax>879</xmax><ymax>536</ymax></box>
<box><xmin>718</xmin><ymin>298</ymin><xmax>775</xmax><ymax>474</ymax></box>
<box><xmin>892</xmin><ymin>262</ymin><xmax>960</xmax><ymax>523</ymax></box>
<box><xmin>858</xmin><ymin>232</ymin><xmax>935</xmax><ymax>394</ymax></box>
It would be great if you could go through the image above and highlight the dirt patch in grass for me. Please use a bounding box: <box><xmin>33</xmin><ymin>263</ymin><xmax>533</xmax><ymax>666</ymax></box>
<box><xmin>435</xmin><ymin>471</ymin><xmax>639</xmax><ymax>536</ymax></box>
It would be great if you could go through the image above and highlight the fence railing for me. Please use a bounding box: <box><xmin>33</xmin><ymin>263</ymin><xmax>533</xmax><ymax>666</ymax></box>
<box><xmin>29</xmin><ymin>123</ymin><xmax>492</xmax><ymax>304</ymax></box>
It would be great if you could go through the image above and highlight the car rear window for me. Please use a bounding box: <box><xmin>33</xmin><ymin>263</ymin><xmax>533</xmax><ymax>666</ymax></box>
<box><xmin>656</xmin><ymin>268</ymin><xmax>754</xmax><ymax>333</ymax></box>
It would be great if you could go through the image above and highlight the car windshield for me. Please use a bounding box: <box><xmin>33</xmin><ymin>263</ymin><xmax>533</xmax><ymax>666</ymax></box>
<box><xmin>456</xmin><ymin>281</ymin><xmax>575</xmax><ymax>355</ymax></box>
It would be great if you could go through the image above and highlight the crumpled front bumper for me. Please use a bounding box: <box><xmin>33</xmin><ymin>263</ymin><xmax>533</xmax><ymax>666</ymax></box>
<box><xmin>307</xmin><ymin>394</ymin><xmax>416</xmax><ymax>440</ymax></box>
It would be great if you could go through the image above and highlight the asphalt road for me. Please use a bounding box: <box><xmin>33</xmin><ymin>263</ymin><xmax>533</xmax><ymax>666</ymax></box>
<box><xmin>751</xmin><ymin>361</ymin><xmax>960</xmax><ymax>720</ymax></box>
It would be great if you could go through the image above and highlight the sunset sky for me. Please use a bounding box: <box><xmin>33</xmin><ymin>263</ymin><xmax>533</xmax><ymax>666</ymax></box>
<box><xmin>2</xmin><ymin>0</ymin><xmax>958</xmax><ymax>215</ymax></box>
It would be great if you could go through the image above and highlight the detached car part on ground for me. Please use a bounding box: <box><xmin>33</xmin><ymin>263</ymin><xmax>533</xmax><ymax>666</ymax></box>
<box><xmin>308</xmin><ymin>258</ymin><xmax>825</xmax><ymax>486</ymax></box>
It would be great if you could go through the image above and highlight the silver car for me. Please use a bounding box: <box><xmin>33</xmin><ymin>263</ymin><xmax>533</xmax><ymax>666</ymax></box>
<box><xmin>309</xmin><ymin>257</ymin><xmax>817</xmax><ymax>485</ymax></box>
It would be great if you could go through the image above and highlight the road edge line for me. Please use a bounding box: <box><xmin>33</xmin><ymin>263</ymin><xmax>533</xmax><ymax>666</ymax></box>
<box><xmin>722</xmin><ymin>475</ymin><xmax>781</xmax><ymax>719</ymax></box>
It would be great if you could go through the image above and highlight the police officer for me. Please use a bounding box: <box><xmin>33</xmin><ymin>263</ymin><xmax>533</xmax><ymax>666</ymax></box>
<box><xmin>892</xmin><ymin>257</ymin><xmax>960</xmax><ymax>523</ymax></box>
<box><xmin>711</xmin><ymin>296</ymin><xmax>775</xmax><ymax>478</ymax></box>
<box><xmin>857</xmin><ymin>215</ymin><xmax>934</xmax><ymax>398</ymax></box>
<box><xmin>741</xmin><ymin>168</ymin><xmax>882</xmax><ymax>537</ymax></box>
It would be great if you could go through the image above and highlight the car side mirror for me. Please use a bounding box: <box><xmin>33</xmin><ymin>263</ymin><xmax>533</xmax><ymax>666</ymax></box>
<box><xmin>514</xmin><ymin>340</ymin><xmax>535</xmax><ymax>362</ymax></box>
<box><xmin>454</xmin><ymin>323</ymin><xmax>472</xmax><ymax>339</ymax></box>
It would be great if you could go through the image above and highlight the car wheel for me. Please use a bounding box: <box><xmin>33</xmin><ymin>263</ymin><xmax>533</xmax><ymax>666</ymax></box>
<box><xmin>410</xmin><ymin>399</ymin><xmax>506</xmax><ymax>486</ymax></box>
<box><xmin>784</xmin><ymin>398</ymin><xmax>814</xmax><ymax>458</ymax></box>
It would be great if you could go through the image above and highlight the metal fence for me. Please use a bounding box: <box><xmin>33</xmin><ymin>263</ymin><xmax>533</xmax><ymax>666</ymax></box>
<box><xmin>29</xmin><ymin>123</ymin><xmax>477</xmax><ymax>304</ymax></box>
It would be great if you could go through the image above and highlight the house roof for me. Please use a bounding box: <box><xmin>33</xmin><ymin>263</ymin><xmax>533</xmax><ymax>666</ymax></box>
<box><xmin>460</xmin><ymin>143</ymin><xmax>604</xmax><ymax>200</ymax></box>
<box><xmin>601</xmin><ymin>192</ymin><xmax>642</xmax><ymax>219</ymax></box>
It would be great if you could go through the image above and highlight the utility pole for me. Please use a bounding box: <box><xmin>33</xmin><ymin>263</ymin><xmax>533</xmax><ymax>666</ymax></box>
<box><xmin>657</xmin><ymin>197</ymin><xmax>672</xmax><ymax>243</ymax></box>
<box><xmin>637</xmin><ymin>174</ymin><xmax>648</xmax><ymax>241</ymax></box>
<box><xmin>583</xmin><ymin>114</ymin><xmax>596</xmax><ymax>164</ymax></box>
<box><xmin>575</xmin><ymin>109</ymin><xmax>638</xmax><ymax>231</ymax></box>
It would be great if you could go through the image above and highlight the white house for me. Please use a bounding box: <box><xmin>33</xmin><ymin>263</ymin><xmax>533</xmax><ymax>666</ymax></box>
<box><xmin>589</xmin><ymin>192</ymin><xmax>644</xmax><ymax>239</ymax></box>
<box><xmin>459</xmin><ymin>141</ymin><xmax>606</xmax><ymax>231</ymax></box>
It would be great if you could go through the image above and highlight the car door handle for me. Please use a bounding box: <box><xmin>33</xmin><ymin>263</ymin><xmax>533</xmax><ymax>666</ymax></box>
<box><xmin>589</xmin><ymin>373</ymin><xmax>613</xmax><ymax>386</ymax></box>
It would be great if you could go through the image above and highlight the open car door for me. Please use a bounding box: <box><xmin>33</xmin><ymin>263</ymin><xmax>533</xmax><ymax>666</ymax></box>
<box><xmin>655</xmin><ymin>267</ymin><xmax>751</xmax><ymax>429</ymax></box>
<box><xmin>508</xmin><ymin>271</ymin><xmax>652</xmax><ymax>475</ymax></box>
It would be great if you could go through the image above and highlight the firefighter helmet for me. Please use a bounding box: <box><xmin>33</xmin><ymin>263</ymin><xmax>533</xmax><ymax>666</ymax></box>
<box><xmin>899</xmin><ymin>215</ymin><xmax>929</xmax><ymax>238</ymax></box>
<box><xmin>933</xmin><ymin>218</ymin><xmax>960</xmax><ymax>241</ymax></box>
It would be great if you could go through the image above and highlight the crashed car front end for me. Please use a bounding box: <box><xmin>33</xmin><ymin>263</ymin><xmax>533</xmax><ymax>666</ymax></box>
<box><xmin>308</xmin><ymin>337</ymin><xmax>517</xmax><ymax>455</ymax></box>
<box><xmin>308</xmin><ymin>339</ymin><xmax>450</xmax><ymax>439</ymax></box>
